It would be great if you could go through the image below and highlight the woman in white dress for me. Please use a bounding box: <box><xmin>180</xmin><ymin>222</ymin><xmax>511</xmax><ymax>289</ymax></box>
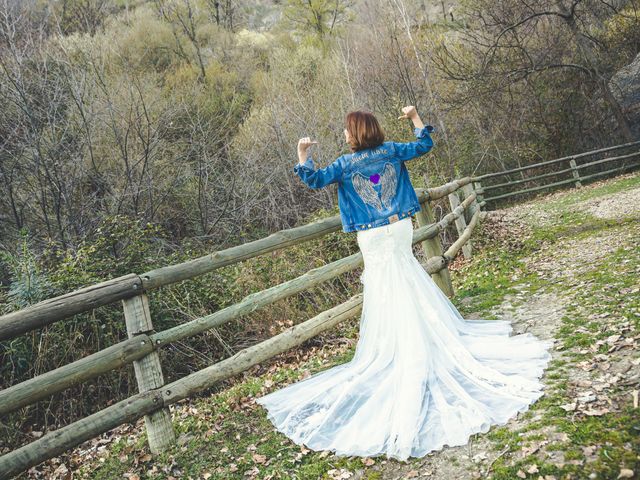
<box><xmin>255</xmin><ymin>107</ymin><xmax>554</xmax><ymax>462</ymax></box>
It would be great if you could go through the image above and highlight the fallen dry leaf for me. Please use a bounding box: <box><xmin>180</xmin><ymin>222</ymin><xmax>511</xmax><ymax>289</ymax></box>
<box><xmin>243</xmin><ymin>465</ymin><xmax>259</xmax><ymax>476</ymax></box>
<box><xmin>327</xmin><ymin>468</ymin><xmax>354</xmax><ymax>479</ymax></box>
<box><xmin>606</xmin><ymin>334</ymin><xmax>621</xmax><ymax>344</ymax></box>
<box><xmin>560</xmin><ymin>402</ymin><xmax>577</xmax><ymax>411</ymax></box>
<box><xmin>526</xmin><ymin>464</ymin><xmax>539</xmax><ymax>474</ymax></box>
<box><xmin>472</xmin><ymin>452</ymin><xmax>488</xmax><ymax>463</ymax></box>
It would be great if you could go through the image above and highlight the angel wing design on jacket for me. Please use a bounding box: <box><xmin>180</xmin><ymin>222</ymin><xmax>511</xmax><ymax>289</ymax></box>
<box><xmin>352</xmin><ymin>163</ymin><xmax>398</xmax><ymax>211</ymax></box>
<box><xmin>379</xmin><ymin>163</ymin><xmax>398</xmax><ymax>209</ymax></box>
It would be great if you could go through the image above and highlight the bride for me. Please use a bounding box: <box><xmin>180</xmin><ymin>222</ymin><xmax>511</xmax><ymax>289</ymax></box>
<box><xmin>255</xmin><ymin>106</ymin><xmax>554</xmax><ymax>462</ymax></box>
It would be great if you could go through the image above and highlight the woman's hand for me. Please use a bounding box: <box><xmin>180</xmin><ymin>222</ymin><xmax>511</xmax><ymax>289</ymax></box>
<box><xmin>398</xmin><ymin>105</ymin><xmax>424</xmax><ymax>129</ymax></box>
<box><xmin>297</xmin><ymin>137</ymin><xmax>318</xmax><ymax>163</ymax></box>
<box><xmin>398</xmin><ymin>106</ymin><xmax>417</xmax><ymax>120</ymax></box>
<box><xmin>298</xmin><ymin>137</ymin><xmax>318</xmax><ymax>151</ymax></box>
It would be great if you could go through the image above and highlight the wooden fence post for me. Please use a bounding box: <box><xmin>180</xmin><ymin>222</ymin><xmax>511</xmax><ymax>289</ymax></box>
<box><xmin>122</xmin><ymin>293</ymin><xmax>176</xmax><ymax>454</ymax></box>
<box><xmin>569</xmin><ymin>158</ymin><xmax>582</xmax><ymax>188</ymax></box>
<box><xmin>448</xmin><ymin>192</ymin><xmax>472</xmax><ymax>260</ymax></box>
<box><xmin>473</xmin><ymin>181</ymin><xmax>484</xmax><ymax>207</ymax></box>
<box><xmin>415</xmin><ymin>201</ymin><xmax>455</xmax><ymax>297</ymax></box>
<box><xmin>461</xmin><ymin>183</ymin><xmax>477</xmax><ymax>224</ymax></box>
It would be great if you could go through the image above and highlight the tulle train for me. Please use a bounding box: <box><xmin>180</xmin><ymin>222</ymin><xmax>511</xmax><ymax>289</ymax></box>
<box><xmin>255</xmin><ymin>217</ymin><xmax>554</xmax><ymax>461</ymax></box>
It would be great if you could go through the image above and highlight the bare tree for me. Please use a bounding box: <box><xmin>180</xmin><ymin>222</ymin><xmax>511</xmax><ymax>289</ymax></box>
<box><xmin>154</xmin><ymin>0</ymin><xmax>208</xmax><ymax>82</ymax></box>
<box><xmin>205</xmin><ymin>0</ymin><xmax>237</xmax><ymax>30</ymax></box>
<box><xmin>57</xmin><ymin>0</ymin><xmax>111</xmax><ymax>36</ymax></box>
<box><xmin>433</xmin><ymin>0</ymin><xmax>638</xmax><ymax>141</ymax></box>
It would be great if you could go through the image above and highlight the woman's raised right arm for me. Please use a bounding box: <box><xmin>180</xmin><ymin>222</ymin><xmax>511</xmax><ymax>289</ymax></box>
<box><xmin>393</xmin><ymin>106</ymin><xmax>434</xmax><ymax>162</ymax></box>
<box><xmin>399</xmin><ymin>105</ymin><xmax>425</xmax><ymax>129</ymax></box>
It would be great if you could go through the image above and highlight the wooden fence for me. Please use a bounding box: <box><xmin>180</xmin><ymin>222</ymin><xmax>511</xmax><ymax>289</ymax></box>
<box><xmin>472</xmin><ymin>140</ymin><xmax>640</xmax><ymax>208</ymax></box>
<box><xmin>3</xmin><ymin>137</ymin><xmax>639</xmax><ymax>477</ymax></box>
<box><xmin>0</xmin><ymin>176</ymin><xmax>484</xmax><ymax>478</ymax></box>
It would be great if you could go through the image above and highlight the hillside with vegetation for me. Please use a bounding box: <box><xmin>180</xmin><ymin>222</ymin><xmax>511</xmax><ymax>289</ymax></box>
<box><xmin>1</xmin><ymin>1</ymin><xmax>639</xmax><ymax>476</ymax></box>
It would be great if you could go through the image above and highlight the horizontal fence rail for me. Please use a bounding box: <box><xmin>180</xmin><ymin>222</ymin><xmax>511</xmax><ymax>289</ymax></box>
<box><xmin>473</xmin><ymin>139</ymin><xmax>640</xmax><ymax>181</ymax></box>
<box><xmin>471</xmin><ymin>140</ymin><xmax>640</xmax><ymax>207</ymax></box>
<box><xmin>2</xmin><ymin>137</ymin><xmax>633</xmax><ymax>477</ymax></box>
<box><xmin>0</xmin><ymin>274</ymin><xmax>142</xmax><ymax>342</ymax></box>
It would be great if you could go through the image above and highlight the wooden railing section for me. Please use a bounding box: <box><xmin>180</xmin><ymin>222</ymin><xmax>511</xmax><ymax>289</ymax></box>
<box><xmin>0</xmin><ymin>177</ymin><xmax>484</xmax><ymax>478</ymax></box>
<box><xmin>472</xmin><ymin>140</ymin><xmax>640</xmax><ymax>207</ymax></box>
<box><xmin>3</xmin><ymin>138</ymin><xmax>638</xmax><ymax>477</ymax></box>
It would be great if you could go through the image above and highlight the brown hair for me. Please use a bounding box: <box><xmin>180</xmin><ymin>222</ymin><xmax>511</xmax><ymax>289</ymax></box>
<box><xmin>345</xmin><ymin>110</ymin><xmax>385</xmax><ymax>152</ymax></box>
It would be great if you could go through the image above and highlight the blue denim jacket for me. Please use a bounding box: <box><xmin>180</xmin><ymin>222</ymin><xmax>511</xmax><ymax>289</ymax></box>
<box><xmin>293</xmin><ymin>125</ymin><xmax>435</xmax><ymax>233</ymax></box>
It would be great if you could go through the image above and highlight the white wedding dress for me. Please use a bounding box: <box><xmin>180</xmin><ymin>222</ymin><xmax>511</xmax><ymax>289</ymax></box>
<box><xmin>255</xmin><ymin>217</ymin><xmax>553</xmax><ymax>461</ymax></box>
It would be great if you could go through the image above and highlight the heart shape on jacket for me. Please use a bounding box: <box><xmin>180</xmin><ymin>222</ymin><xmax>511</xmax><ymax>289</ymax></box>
<box><xmin>369</xmin><ymin>173</ymin><xmax>380</xmax><ymax>184</ymax></box>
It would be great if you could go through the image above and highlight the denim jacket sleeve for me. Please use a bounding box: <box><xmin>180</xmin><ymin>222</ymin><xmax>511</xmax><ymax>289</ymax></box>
<box><xmin>391</xmin><ymin>125</ymin><xmax>435</xmax><ymax>162</ymax></box>
<box><xmin>293</xmin><ymin>155</ymin><xmax>344</xmax><ymax>189</ymax></box>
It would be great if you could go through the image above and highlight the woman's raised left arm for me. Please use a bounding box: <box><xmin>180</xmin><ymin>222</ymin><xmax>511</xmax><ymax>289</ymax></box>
<box><xmin>293</xmin><ymin>137</ymin><xmax>344</xmax><ymax>189</ymax></box>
